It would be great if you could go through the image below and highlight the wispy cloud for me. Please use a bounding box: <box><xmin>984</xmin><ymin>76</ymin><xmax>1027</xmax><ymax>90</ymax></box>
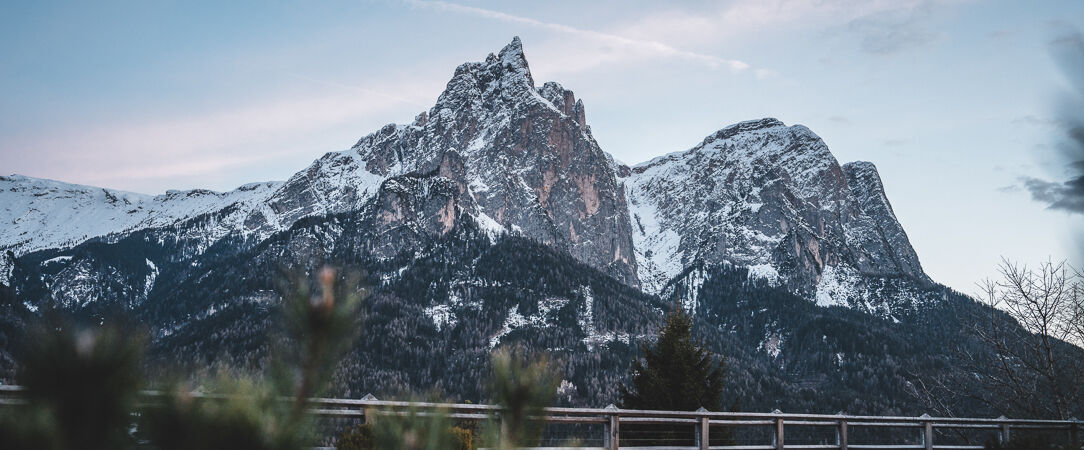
<box><xmin>404</xmin><ymin>0</ymin><xmax>752</xmax><ymax>72</ymax></box>
<box><xmin>1012</xmin><ymin>115</ymin><xmax>1063</xmax><ymax>127</ymax></box>
<box><xmin>609</xmin><ymin>0</ymin><xmax>965</xmax><ymax>58</ymax></box>
<box><xmin>843</xmin><ymin>2</ymin><xmax>941</xmax><ymax>55</ymax></box>
<box><xmin>1</xmin><ymin>80</ymin><xmax>436</xmax><ymax>191</ymax></box>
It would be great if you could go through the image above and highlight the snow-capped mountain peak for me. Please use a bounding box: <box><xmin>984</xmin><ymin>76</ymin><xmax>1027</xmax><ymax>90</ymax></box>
<box><xmin>621</xmin><ymin>118</ymin><xmax>927</xmax><ymax>297</ymax></box>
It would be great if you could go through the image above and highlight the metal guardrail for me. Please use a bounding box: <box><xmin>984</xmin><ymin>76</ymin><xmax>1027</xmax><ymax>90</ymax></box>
<box><xmin>1</xmin><ymin>385</ymin><xmax>1080</xmax><ymax>450</ymax></box>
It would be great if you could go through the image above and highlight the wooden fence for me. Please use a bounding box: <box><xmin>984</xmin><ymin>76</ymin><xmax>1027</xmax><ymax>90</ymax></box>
<box><xmin>2</xmin><ymin>385</ymin><xmax>1080</xmax><ymax>449</ymax></box>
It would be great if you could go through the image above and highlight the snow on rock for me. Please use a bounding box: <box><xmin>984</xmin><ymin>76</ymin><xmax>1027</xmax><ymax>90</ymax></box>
<box><xmin>143</xmin><ymin>258</ymin><xmax>158</xmax><ymax>298</ymax></box>
<box><xmin>746</xmin><ymin>263</ymin><xmax>781</xmax><ymax>286</ymax></box>
<box><xmin>425</xmin><ymin>304</ymin><xmax>457</xmax><ymax>331</ymax></box>
<box><xmin>489</xmin><ymin>296</ymin><xmax>570</xmax><ymax>349</ymax></box>
<box><xmin>575</xmin><ymin>284</ymin><xmax>642</xmax><ymax>349</ymax></box>
<box><xmin>815</xmin><ymin>265</ymin><xmax>860</xmax><ymax>308</ymax></box>
<box><xmin>470</xmin><ymin>211</ymin><xmax>507</xmax><ymax>240</ymax></box>
<box><xmin>0</xmin><ymin>174</ymin><xmax>283</xmax><ymax>256</ymax></box>
<box><xmin>620</xmin><ymin>118</ymin><xmax>928</xmax><ymax>295</ymax></box>
<box><xmin>0</xmin><ymin>251</ymin><xmax>12</xmax><ymax>286</ymax></box>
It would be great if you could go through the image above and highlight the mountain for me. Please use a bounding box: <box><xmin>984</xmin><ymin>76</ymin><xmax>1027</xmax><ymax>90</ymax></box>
<box><xmin>1</xmin><ymin>38</ymin><xmax>1075</xmax><ymax>416</ymax></box>
<box><xmin>620</xmin><ymin>118</ymin><xmax>932</xmax><ymax>317</ymax></box>
<box><xmin>0</xmin><ymin>39</ymin><xmax>923</xmax><ymax>303</ymax></box>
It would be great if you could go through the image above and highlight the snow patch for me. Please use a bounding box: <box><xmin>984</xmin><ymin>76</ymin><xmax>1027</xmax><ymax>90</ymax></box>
<box><xmin>425</xmin><ymin>304</ymin><xmax>457</xmax><ymax>331</ymax></box>
<box><xmin>489</xmin><ymin>296</ymin><xmax>570</xmax><ymax>349</ymax></box>
<box><xmin>43</xmin><ymin>255</ymin><xmax>72</xmax><ymax>265</ymax></box>
<box><xmin>471</xmin><ymin>211</ymin><xmax>506</xmax><ymax>240</ymax></box>
<box><xmin>815</xmin><ymin>265</ymin><xmax>860</xmax><ymax>307</ymax></box>
<box><xmin>746</xmin><ymin>263</ymin><xmax>780</xmax><ymax>285</ymax></box>
<box><xmin>144</xmin><ymin>259</ymin><xmax>158</xmax><ymax>297</ymax></box>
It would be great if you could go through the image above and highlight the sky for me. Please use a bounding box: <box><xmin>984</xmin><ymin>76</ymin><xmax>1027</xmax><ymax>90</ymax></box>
<box><xmin>2</xmin><ymin>0</ymin><xmax>1082</xmax><ymax>295</ymax></box>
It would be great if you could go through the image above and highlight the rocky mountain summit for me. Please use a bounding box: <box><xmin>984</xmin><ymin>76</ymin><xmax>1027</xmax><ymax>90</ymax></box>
<box><xmin>329</xmin><ymin>36</ymin><xmax>639</xmax><ymax>286</ymax></box>
<box><xmin>620</xmin><ymin>118</ymin><xmax>929</xmax><ymax>295</ymax></box>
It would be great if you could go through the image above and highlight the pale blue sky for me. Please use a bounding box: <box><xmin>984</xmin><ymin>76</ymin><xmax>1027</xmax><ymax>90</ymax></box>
<box><xmin>2</xmin><ymin>0</ymin><xmax>1082</xmax><ymax>293</ymax></box>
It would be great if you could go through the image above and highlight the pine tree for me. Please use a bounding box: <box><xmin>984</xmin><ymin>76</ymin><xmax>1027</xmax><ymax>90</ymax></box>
<box><xmin>619</xmin><ymin>307</ymin><xmax>726</xmax><ymax>411</ymax></box>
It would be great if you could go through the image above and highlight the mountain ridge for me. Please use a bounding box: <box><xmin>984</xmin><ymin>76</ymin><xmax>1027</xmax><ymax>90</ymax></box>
<box><xmin>2</xmin><ymin>36</ymin><xmax>926</xmax><ymax>310</ymax></box>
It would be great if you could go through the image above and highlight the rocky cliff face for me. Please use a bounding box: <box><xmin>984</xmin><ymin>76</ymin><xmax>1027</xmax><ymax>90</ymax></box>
<box><xmin>840</xmin><ymin>161</ymin><xmax>927</xmax><ymax>280</ymax></box>
<box><xmin>621</xmin><ymin>118</ymin><xmax>928</xmax><ymax>295</ymax></box>
<box><xmin>338</xmin><ymin>37</ymin><xmax>639</xmax><ymax>286</ymax></box>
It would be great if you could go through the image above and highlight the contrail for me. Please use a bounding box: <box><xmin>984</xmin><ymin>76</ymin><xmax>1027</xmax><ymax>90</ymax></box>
<box><xmin>403</xmin><ymin>0</ymin><xmax>752</xmax><ymax>72</ymax></box>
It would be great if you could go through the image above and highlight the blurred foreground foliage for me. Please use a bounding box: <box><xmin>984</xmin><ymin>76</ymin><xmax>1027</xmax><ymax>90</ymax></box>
<box><xmin>0</xmin><ymin>267</ymin><xmax>561</xmax><ymax>449</ymax></box>
<box><xmin>0</xmin><ymin>266</ymin><xmax>366</xmax><ymax>449</ymax></box>
<box><xmin>335</xmin><ymin>408</ymin><xmax>474</xmax><ymax>450</ymax></box>
<box><xmin>335</xmin><ymin>346</ymin><xmax>559</xmax><ymax>450</ymax></box>
<box><xmin>0</xmin><ymin>325</ymin><xmax>144</xmax><ymax>450</ymax></box>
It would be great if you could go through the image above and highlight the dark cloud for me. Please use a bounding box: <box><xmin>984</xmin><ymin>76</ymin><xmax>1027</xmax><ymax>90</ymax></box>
<box><xmin>1021</xmin><ymin>176</ymin><xmax>1084</xmax><ymax>213</ymax></box>
<box><xmin>1018</xmin><ymin>30</ymin><xmax>1084</xmax><ymax>215</ymax></box>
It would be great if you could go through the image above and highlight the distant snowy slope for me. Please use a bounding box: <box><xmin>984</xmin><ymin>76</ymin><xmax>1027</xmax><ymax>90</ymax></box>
<box><xmin>0</xmin><ymin>174</ymin><xmax>281</xmax><ymax>256</ymax></box>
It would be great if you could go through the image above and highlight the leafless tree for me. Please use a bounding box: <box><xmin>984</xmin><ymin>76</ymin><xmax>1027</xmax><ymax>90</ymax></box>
<box><xmin>970</xmin><ymin>259</ymin><xmax>1083</xmax><ymax>420</ymax></box>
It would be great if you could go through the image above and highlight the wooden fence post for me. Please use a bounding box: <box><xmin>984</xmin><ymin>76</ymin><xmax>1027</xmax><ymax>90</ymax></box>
<box><xmin>773</xmin><ymin>409</ymin><xmax>784</xmax><ymax>450</ymax></box>
<box><xmin>603</xmin><ymin>404</ymin><xmax>619</xmax><ymax>450</ymax></box>
<box><xmin>1069</xmin><ymin>418</ymin><xmax>1079</xmax><ymax>450</ymax></box>
<box><xmin>920</xmin><ymin>414</ymin><xmax>933</xmax><ymax>450</ymax></box>
<box><xmin>836</xmin><ymin>412</ymin><xmax>848</xmax><ymax>450</ymax></box>
<box><xmin>696</xmin><ymin>407</ymin><xmax>709</xmax><ymax>450</ymax></box>
<box><xmin>360</xmin><ymin>393</ymin><xmax>377</xmax><ymax>424</ymax></box>
<box><xmin>997</xmin><ymin>416</ymin><xmax>1010</xmax><ymax>445</ymax></box>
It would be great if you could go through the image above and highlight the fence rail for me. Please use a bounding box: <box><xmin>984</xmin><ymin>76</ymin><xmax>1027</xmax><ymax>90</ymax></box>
<box><xmin>1</xmin><ymin>385</ymin><xmax>1080</xmax><ymax>449</ymax></box>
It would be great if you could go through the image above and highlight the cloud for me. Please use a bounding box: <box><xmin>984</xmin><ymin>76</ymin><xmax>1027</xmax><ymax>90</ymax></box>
<box><xmin>1</xmin><ymin>80</ymin><xmax>436</xmax><ymax>191</ymax></box>
<box><xmin>612</xmin><ymin>0</ymin><xmax>962</xmax><ymax>50</ymax></box>
<box><xmin>404</xmin><ymin>0</ymin><xmax>753</xmax><ymax>73</ymax></box>
<box><xmin>843</xmin><ymin>2</ymin><xmax>940</xmax><ymax>55</ymax></box>
<box><xmin>1014</xmin><ymin>30</ymin><xmax>1084</xmax><ymax>215</ymax></box>
<box><xmin>1021</xmin><ymin>176</ymin><xmax>1084</xmax><ymax>214</ymax></box>
<box><xmin>1012</xmin><ymin>115</ymin><xmax>1062</xmax><ymax>127</ymax></box>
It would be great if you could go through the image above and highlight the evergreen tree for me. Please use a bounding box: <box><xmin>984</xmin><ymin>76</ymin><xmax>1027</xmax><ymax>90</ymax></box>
<box><xmin>619</xmin><ymin>307</ymin><xmax>726</xmax><ymax>411</ymax></box>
